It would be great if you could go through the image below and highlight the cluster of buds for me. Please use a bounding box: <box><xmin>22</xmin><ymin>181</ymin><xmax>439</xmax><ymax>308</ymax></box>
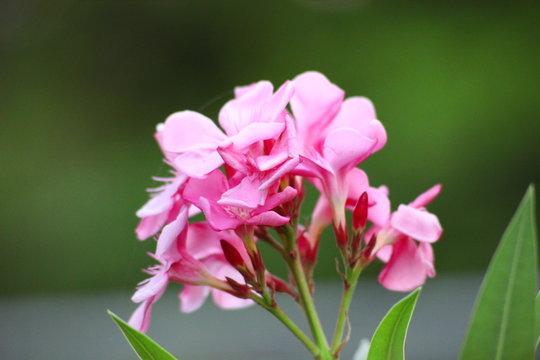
<box><xmin>128</xmin><ymin>72</ymin><xmax>443</xmax><ymax>340</ymax></box>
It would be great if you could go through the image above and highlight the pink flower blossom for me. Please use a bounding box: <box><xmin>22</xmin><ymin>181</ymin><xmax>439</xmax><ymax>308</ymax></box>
<box><xmin>373</xmin><ymin>185</ymin><xmax>443</xmax><ymax>292</ymax></box>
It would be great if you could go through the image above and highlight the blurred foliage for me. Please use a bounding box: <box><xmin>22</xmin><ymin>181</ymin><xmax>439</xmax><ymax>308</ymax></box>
<box><xmin>1</xmin><ymin>0</ymin><xmax>539</xmax><ymax>294</ymax></box>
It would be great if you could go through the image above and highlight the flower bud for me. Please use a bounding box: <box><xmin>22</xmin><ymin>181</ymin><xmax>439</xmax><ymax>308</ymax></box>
<box><xmin>220</xmin><ymin>240</ymin><xmax>246</xmax><ymax>269</ymax></box>
<box><xmin>353</xmin><ymin>192</ymin><xmax>368</xmax><ymax>232</ymax></box>
<box><xmin>225</xmin><ymin>277</ymin><xmax>251</xmax><ymax>299</ymax></box>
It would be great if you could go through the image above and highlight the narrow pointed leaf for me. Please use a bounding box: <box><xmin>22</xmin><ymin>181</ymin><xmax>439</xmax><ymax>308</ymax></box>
<box><xmin>108</xmin><ymin>310</ymin><xmax>177</xmax><ymax>360</ymax></box>
<box><xmin>460</xmin><ymin>186</ymin><xmax>538</xmax><ymax>360</ymax></box>
<box><xmin>536</xmin><ymin>291</ymin><xmax>540</xmax><ymax>346</ymax></box>
<box><xmin>367</xmin><ymin>288</ymin><xmax>421</xmax><ymax>360</ymax></box>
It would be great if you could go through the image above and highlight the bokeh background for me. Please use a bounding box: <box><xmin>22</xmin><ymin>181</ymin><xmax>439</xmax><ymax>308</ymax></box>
<box><xmin>1</xmin><ymin>0</ymin><xmax>539</xmax><ymax>321</ymax></box>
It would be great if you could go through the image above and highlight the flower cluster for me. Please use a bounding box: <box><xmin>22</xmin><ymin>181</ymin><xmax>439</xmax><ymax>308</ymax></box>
<box><xmin>129</xmin><ymin>71</ymin><xmax>442</xmax><ymax>333</ymax></box>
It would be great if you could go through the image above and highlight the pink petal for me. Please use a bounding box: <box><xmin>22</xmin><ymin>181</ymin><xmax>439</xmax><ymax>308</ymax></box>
<box><xmin>198</xmin><ymin>198</ymin><xmax>241</xmax><ymax>231</ymax></box>
<box><xmin>256</xmin><ymin>152</ymin><xmax>289</xmax><ymax>171</ymax></box>
<box><xmin>218</xmin><ymin>176</ymin><xmax>264</xmax><ymax>209</ymax></box>
<box><xmin>329</xmin><ymin>97</ymin><xmax>376</xmax><ymax>132</ymax></box>
<box><xmin>228</xmin><ymin>122</ymin><xmax>285</xmax><ymax>149</ymax></box>
<box><xmin>258</xmin><ymin>186</ymin><xmax>297</xmax><ymax>213</ymax></box>
<box><xmin>135</xmin><ymin>212</ymin><xmax>168</xmax><ymax>240</ymax></box>
<box><xmin>378</xmin><ymin>238</ymin><xmax>427</xmax><ymax>292</ymax></box>
<box><xmin>155</xmin><ymin>209</ymin><xmax>188</xmax><ymax>262</ymax></box>
<box><xmin>162</xmin><ymin>111</ymin><xmax>226</xmax><ymax>152</ymax></box>
<box><xmin>391</xmin><ymin>205</ymin><xmax>442</xmax><ymax>243</ymax></box>
<box><xmin>183</xmin><ymin>170</ymin><xmax>228</xmax><ymax>204</ymax></box>
<box><xmin>291</xmin><ymin>72</ymin><xmax>344</xmax><ymax>148</ymax></box>
<box><xmin>247</xmin><ymin>211</ymin><xmax>290</xmax><ymax>227</ymax></box>
<box><xmin>179</xmin><ymin>285</ymin><xmax>210</xmax><ymax>313</ymax></box>
<box><xmin>409</xmin><ymin>184</ymin><xmax>442</xmax><ymax>209</ymax></box>
<box><xmin>211</xmin><ymin>263</ymin><xmax>254</xmax><ymax>310</ymax></box>
<box><xmin>345</xmin><ymin>168</ymin><xmax>370</xmax><ymax>207</ymax></box>
<box><xmin>323</xmin><ymin>128</ymin><xmax>376</xmax><ymax>172</ymax></box>
<box><xmin>377</xmin><ymin>244</ymin><xmax>393</xmax><ymax>263</ymax></box>
<box><xmin>366</xmin><ymin>186</ymin><xmax>391</xmax><ymax>228</ymax></box>
<box><xmin>132</xmin><ymin>270</ymin><xmax>169</xmax><ymax>303</ymax></box>
<box><xmin>128</xmin><ymin>300</ymin><xmax>153</xmax><ymax>333</ymax></box>
<box><xmin>173</xmin><ymin>150</ymin><xmax>224</xmax><ymax>178</ymax></box>
<box><xmin>185</xmin><ymin>222</ymin><xmax>223</xmax><ymax>259</ymax></box>
<box><xmin>418</xmin><ymin>242</ymin><xmax>436</xmax><ymax>278</ymax></box>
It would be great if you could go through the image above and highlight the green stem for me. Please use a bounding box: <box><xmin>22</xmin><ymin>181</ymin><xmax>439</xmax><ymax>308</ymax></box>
<box><xmin>330</xmin><ymin>264</ymin><xmax>363</xmax><ymax>355</ymax></box>
<box><xmin>283</xmin><ymin>225</ymin><xmax>332</xmax><ymax>359</ymax></box>
<box><xmin>251</xmin><ymin>295</ymin><xmax>319</xmax><ymax>357</ymax></box>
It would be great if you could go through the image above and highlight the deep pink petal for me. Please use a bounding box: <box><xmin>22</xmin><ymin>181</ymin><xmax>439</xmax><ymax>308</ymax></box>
<box><xmin>258</xmin><ymin>186</ymin><xmax>297</xmax><ymax>213</ymax></box>
<box><xmin>247</xmin><ymin>211</ymin><xmax>290</xmax><ymax>227</ymax></box>
<box><xmin>218</xmin><ymin>176</ymin><xmax>264</xmax><ymax>209</ymax></box>
<box><xmin>179</xmin><ymin>285</ymin><xmax>211</xmax><ymax>313</ymax></box>
<box><xmin>345</xmin><ymin>168</ymin><xmax>370</xmax><ymax>207</ymax></box>
<box><xmin>162</xmin><ymin>111</ymin><xmax>226</xmax><ymax>152</ymax></box>
<box><xmin>391</xmin><ymin>205</ymin><xmax>442</xmax><ymax>243</ymax></box>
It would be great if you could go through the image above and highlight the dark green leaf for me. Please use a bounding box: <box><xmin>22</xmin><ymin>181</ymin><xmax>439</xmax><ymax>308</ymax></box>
<box><xmin>366</xmin><ymin>288</ymin><xmax>422</xmax><ymax>360</ymax></box>
<box><xmin>108</xmin><ymin>310</ymin><xmax>177</xmax><ymax>360</ymax></box>
<box><xmin>460</xmin><ymin>185</ymin><xmax>538</xmax><ymax>360</ymax></box>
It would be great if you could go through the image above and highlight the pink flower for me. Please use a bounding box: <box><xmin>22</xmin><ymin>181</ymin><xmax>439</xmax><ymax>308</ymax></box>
<box><xmin>183</xmin><ymin>169</ymin><xmax>297</xmax><ymax>231</ymax></box>
<box><xmin>135</xmin><ymin>176</ymin><xmax>186</xmax><ymax>240</ymax></box>
<box><xmin>373</xmin><ymin>185</ymin><xmax>443</xmax><ymax>292</ymax></box>
<box><xmin>129</xmin><ymin>209</ymin><xmax>254</xmax><ymax>332</ymax></box>
<box><xmin>159</xmin><ymin>81</ymin><xmax>294</xmax><ymax>179</ymax></box>
<box><xmin>290</xmin><ymin>72</ymin><xmax>387</xmax><ymax>231</ymax></box>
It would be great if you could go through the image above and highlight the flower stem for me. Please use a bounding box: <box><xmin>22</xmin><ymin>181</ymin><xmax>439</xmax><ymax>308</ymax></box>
<box><xmin>330</xmin><ymin>263</ymin><xmax>363</xmax><ymax>356</ymax></box>
<box><xmin>251</xmin><ymin>295</ymin><xmax>319</xmax><ymax>356</ymax></box>
<box><xmin>283</xmin><ymin>224</ymin><xmax>332</xmax><ymax>360</ymax></box>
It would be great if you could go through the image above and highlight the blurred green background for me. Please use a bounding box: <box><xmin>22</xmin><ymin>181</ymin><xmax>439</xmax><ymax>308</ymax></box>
<box><xmin>1</xmin><ymin>0</ymin><xmax>539</xmax><ymax>295</ymax></box>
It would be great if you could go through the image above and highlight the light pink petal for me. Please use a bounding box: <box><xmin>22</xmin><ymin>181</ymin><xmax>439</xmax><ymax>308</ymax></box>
<box><xmin>309</xmin><ymin>195</ymin><xmax>333</xmax><ymax>238</ymax></box>
<box><xmin>179</xmin><ymin>285</ymin><xmax>211</xmax><ymax>313</ymax></box>
<box><xmin>211</xmin><ymin>263</ymin><xmax>254</xmax><ymax>310</ymax></box>
<box><xmin>218</xmin><ymin>176</ymin><xmax>264</xmax><ymax>209</ymax></box>
<box><xmin>229</xmin><ymin>122</ymin><xmax>285</xmax><ymax>149</ymax></box>
<box><xmin>418</xmin><ymin>242</ymin><xmax>436</xmax><ymax>277</ymax></box>
<box><xmin>132</xmin><ymin>270</ymin><xmax>169</xmax><ymax>303</ymax></box>
<box><xmin>363</xmin><ymin>120</ymin><xmax>387</xmax><ymax>153</ymax></box>
<box><xmin>185</xmin><ymin>222</ymin><xmax>223</xmax><ymax>259</ymax></box>
<box><xmin>219</xmin><ymin>82</ymin><xmax>274</xmax><ymax>136</ymax></box>
<box><xmin>261</xmin><ymin>80</ymin><xmax>295</xmax><ymax>123</ymax></box>
<box><xmin>345</xmin><ymin>168</ymin><xmax>370</xmax><ymax>207</ymax></box>
<box><xmin>155</xmin><ymin>209</ymin><xmax>188</xmax><ymax>262</ymax></box>
<box><xmin>135</xmin><ymin>181</ymin><xmax>180</xmax><ymax>218</ymax></box>
<box><xmin>323</xmin><ymin>128</ymin><xmax>376</xmax><ymax>172</ymax></box>
<box><xmin>258</xmin><ymin>186</ymin><xmax>297</xmax><ymax>213</ymax></box>
<box><xmin>391</xmin><ymin>205</ymin><xmax>442</xmax><ymax>243</ymax></box>
<box><xmin>259</xmin><ymin>157</ymin><xmax>300</xmax><ymax>190</ymax></box>
<box><xmin>329</xmin><ymin>97</ymin><xmax>376</xmax><ymax>132</ymax></box>
<box><xmin>409</xmin><ymin>184</ymin><xmax>442</xmax><ymax>209</ymax></box>
<box><xmin>184</xmin><ymin>170</ymin><xmax>228</xmax><ymax>204</ymax></box>
<box><xmin>128</xmin><ymin>300</ymin><xmax>153</xmax><ymax>333</ymax></box>
<box><xmin>256</xmin><ymin>152</ymin><xmax>289</xmax><ymax>171</ymax></box>
<box><xmin>291</xmin><ymin>72</ymin><xmax>344</xmax><ymax>147</ymax></box>
<box><xmin>376</xmin><ymin>244</ymin><xmax>393</xmax><ymax>263</ymax></box>
<box><xmin>135</xmin><ymin>213</ymin><xmax>168</xmax><ymax>240</ymax></box>
<box><xmin>174</xmin><ymin>150</ymin><xmax>224</xmax><ymax>178</ymax></box>
<box><xmin>162</xmin><ymin>111</ymin><xmax>226</xmax><ymax>152</ymax></box>
<box><xmin>366</xmin><ymin>186</ymin><xmax>391</xmax><ymax>227</ymax></box>
<box><xmin>378</xmin><ymin>238</ymin><xmax>427</xmax><ymax>292</ymax></box>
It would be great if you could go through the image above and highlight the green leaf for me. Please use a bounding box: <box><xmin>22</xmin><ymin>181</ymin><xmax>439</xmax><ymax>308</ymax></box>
<box><xmin>460</xmin><ymin>185</ymin><xmax>538</xmax><ymax>360</ymax></box>
<box><xmin>108</xmin><ymin>310</ymin><xmax>177</xmax><ymax>360</ymax></box>
<box><xmin>367</xmin><ymin>288</ymin><xmax>422</xmax><ymax>360</ymax></box>
<box><xmin>536</xmin><ymin>291</ymin><xmax>540</xmax><ymax>346</ymax></box>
